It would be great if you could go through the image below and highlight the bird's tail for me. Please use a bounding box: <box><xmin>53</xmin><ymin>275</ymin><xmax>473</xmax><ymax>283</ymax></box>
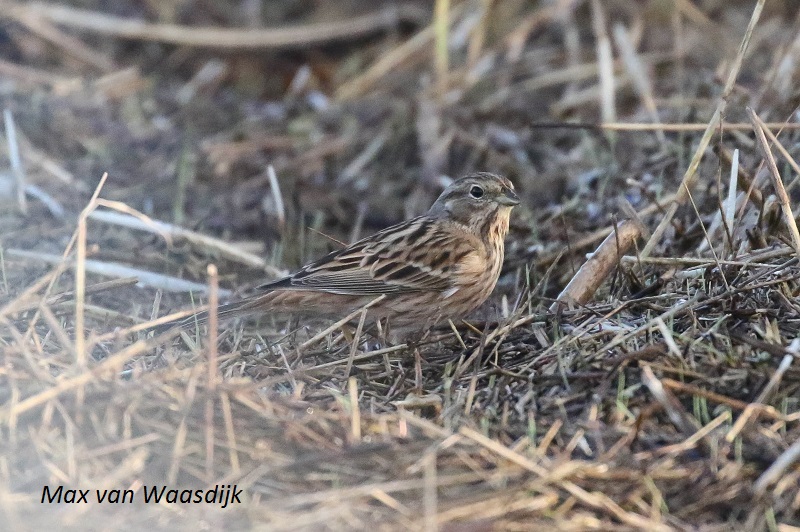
<box><xmin>148</xmin><ymin>296</ymin><xmax>267</xmax><ymax>336</ymax></box>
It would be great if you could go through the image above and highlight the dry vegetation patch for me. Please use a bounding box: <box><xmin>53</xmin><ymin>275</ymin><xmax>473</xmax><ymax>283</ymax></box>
<box><xmin>0</xmin><ymin>0</ymin><xmax>799</xmax><ymax>529</ymax></box>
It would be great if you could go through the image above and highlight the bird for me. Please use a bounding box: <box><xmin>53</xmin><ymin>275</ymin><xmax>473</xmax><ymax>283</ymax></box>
<box><xmin>152</xmin><ymin>172</ymin><xmax>520</xmax><ymax>337</ymax></box>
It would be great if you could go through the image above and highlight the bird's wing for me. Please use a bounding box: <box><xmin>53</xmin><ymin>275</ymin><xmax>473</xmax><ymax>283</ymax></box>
<box><xmin>259</xmin><ymin>217</ymin><xmax>477</xmax><ymax>296</ymax></box>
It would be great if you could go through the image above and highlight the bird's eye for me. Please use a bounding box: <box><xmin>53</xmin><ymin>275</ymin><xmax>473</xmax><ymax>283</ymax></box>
<box><xmin>469</xmin><ymin>185</ymin><xmax>484</xmax><ymax>199</ymax></box>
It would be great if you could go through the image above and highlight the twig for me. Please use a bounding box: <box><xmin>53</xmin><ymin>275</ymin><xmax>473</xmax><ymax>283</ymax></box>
<box><xmin>88</xmin><ymin>207</ymin><xmax>285</xmax><ymax>276</ymax></box>
<box><xmin>749</xmin><ymin>107</ymin><xmax>800</xmax><ymax>256</ymax></box>
<box><xmin>483</xmin><ymin>51</ymin><xmax>676</xmax><ymax>110</ymax></box>
<box><xmin>11</xmin><ymin>277</ymin><xmax>139</xmax><ymax>313</ymax></box>
<box><xmin>590</xmin><ymin>0</ymin><xmax>615</xmax><ymax>126</ymax></box>
<box><xmin>601</xmin><ymin>121</ymin><xmax>800</xmax><ymax>131</ymax></box>
<box><xmin>423</xmin><ymin>450</ymin><xmax>438</xmax><ymax>532</ymax></box>
<box><xmin>75</xmin><ymin>173</ymin><xmax>109</xmax><ymax>368</ymax></box>
<box><xmin>348</xmin><ymin>377</ymin><xmax>361</xmax><ymax>443</ymax></box>
<box><xmin>635</xmin><ymin>411</ymin><xmax>730</xmax><ymax>458</ymax></box>
<box><xmin>21</xmin><ymin>2</ymin><xmax>424</xmax><ymax>50</ymax></box>
<box><xmin>6</xmin><ymin>249</ymin><xmax>231</xmax><ymax>295</ymax></box>
<box><xmin>662</xmin><ymin>378</ymin><xmax>786</xmax><ymax>421</ymax></box>
<box><xmin>206</xmin><ymin>264</ymin><xmax>219</xmax><ymax>389</ymax></box>
<box><xmin>266</xmin><ymin>165</ymin><xmax>285</xmax><ymax>228</ymax></box>
<box><xmin>345</xmin><ymin>304</ymin><xmax>369</xmax><ymax>378</ymax></box>
<box><xmin>219</xmin><ymin>392</ymin><xmax>240</xmax><ymax>475</ymax></box>
<box><xmin>205</xmin><ymin>265</ymin><xmax>218</xmax><ymax>481</ymax></box>
<box><xmin>537</xmin><ymin>192</ymin><xmax>678</xmax><ymax>266</ymax></box>
<box><xmin>434</xmin><ymin>0</ymin><xmax>450</xmax><ymax>98</ymax></box>
<box><xmin>759</xmin><ymin>120</ymin><xmax>800</xmax><ymax>194</ymax></box>
<box><xmin>551</xmin><ymin>220</ymin><xmax>639</xmax><ymax>312</ymax></box>
<box><xmin>11</xmin><ymin>8</ymin><xmax>114</xmax><ymax>70</ymax></box>
<box><xmin>4</xmin><ymin>109</ymin><xmax>26</xmax><ymax>214</ymax></box>
<box><xmin>724</xmin><ymin>148</ymin><xmax>739</xmax><ymax>250</ymax></box>
<box><xmin>0</xmin><ymin>58</ymin><xmax>75</xmax><ymax>86</ymax></box>
<box><xmin>24</xmin><ymin>184</ymin><xmax>64</xmax><ymax>219</ymax></box>
<box><xmin>640</xmin><ymin>365</ymin><xmax>701</xmax><ymax>438</ymax></box>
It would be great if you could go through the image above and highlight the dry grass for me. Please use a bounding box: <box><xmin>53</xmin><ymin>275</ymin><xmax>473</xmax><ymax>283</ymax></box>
<box><xmin>1</xmin><ymin>0</ymin><xmax>800</xmax><ymax>530</ymax></box>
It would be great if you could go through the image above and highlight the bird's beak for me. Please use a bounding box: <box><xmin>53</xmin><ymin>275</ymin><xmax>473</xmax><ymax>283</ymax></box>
<box><xmin>497</xmin><ymin>188</ymin><xmax>520</xmax><ymax>206</ymax></box>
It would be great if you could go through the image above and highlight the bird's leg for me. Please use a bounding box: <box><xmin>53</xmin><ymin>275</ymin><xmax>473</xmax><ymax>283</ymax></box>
<box><xmin>376</xmin><ymin>317</ymin><xmax>389</xmax><ymax>346</ymax></box>
<box><xmin>341</xmin><ymin>303</ymin><xmax>371</xmax><ymax>351</ymax></box>
<box><xmin>287</xmin><ymin>315</ymin><xmax>302</xmax><ymax>345</ymax></box>
<box><xmin>413</xmin><ymin>347</ymin><xmax>423</xmax><ymax>394</ymax></box>
<box><xmin>341</xmin><ymin>324</ymin><xmax>355</xmax><ymax>345</ymax></box>
<box><xmin>400</xmin><ymin>324</ymin><xmax>435</xmax><ymax>394</ymax></box>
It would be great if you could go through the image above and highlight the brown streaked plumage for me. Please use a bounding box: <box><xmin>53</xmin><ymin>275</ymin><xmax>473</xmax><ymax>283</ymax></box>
<box><xmin>156</xmin><ymin>172</ymin><xmax>519</xmax><ymax>335</ymax></box>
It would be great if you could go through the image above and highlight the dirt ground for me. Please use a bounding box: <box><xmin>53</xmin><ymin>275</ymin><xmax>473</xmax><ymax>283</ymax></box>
<box><xmin>1</xmin><ymin>0</ymin><xmax>799</xmax><ymax>530</ymax></box>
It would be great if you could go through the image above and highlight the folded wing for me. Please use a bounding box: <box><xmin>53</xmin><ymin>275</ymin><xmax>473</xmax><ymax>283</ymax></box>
<box><xmin>258</xmin><ymin>217</ymin><xmax>475</xmax><ymax>296</ymax></box>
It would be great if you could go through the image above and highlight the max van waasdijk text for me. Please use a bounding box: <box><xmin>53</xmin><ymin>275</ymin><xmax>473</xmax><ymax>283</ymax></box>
<box><xmin>41</xmin><ymin>485</ymin><xmax>243</xmax><ymax>508</ymax></box>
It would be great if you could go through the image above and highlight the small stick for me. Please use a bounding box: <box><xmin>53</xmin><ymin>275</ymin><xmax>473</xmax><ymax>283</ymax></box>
<box><xmin>12</xmin><ymin>277</ymin><xmax>138</xmax><ymax>313</ymax></box>
<box><xmin>753</xmin><ymin>353</ymin><xmax>794</xmax><ymax>406</ymax></box>
<box><xmin>635</xmin><ymin>411</ymin><xmax>730</xmax><ymax>458</ymax></box>
<box><xmin>348</xmin><ymin>377</ymin><xmax>361</xmax><ymax>443</ymax></box>
<box><xmin>0</xmin><ymin>58</ymin><xmax>75</xmax><ymax>86</ymax></box>
<box><xmin>724</xmin><ymin>148</ymin><xmax>739</xmax><ymax>247</ymax></box>
<box><xmin>749</xmin><ymin>107</ymin><xmax>800</xmax><ymax>256</ymax></box>
<box><xmin>684</xmin><ymin>183</ymin><xmax>728</xmax><ymax>289</ymax></box>
<box><xmin>466</xmin><ymin>0</ymin><xmax>491</xmax><ymax>69</ymax></box>
<box><xmin>24</xmin><ymin>184</ymin><xmax>64</xmax><ymax>219</ymax></box>
<box><xmin>266</xmin><ymin>165</ymin><xmax>285</xmax><ymax>228</ymax></box>
<box><xmin>4</xmin><ymin>109</ymin><xmax>26</xmax><ymax>214</ymax></box>
<box><xmin>422</xmin><ymin>451</ymin><xmax>437</xmax><ymax>532</ymax></box>
<box><xmin>219</xmin><ymin>392</ymin><xmax>240</xmax><ymax>475</ymax></box>
<box><xmin>661</xmin><ymin>378</ymin><xmax>785</xmax><ymax>421</ymax></box>
<box><xmin>760</xmin><ymin>121</ymin><xmax>800</xmax><ymax>193</ymax></box>
<box><xmin>206</xmin><ymin>264</ymin><xmax>219</xmax><ymax>390</ymax></box>
<box><xmin>345</xmin><ymin>304</ymin><xmax>369</xmax><ymax>378</ymax></box>
<box><xmin>434</xmin><ymin>0</ymin><xmax>450</xmax><ymax>98</ymax></box>
<box><xmin>303</xmin><ymin>343</ymin><xmax>408</xmax><ymax>372</ymax></box>
<box><xmin>75</xmin><ymin>173</ymin><xmax>109</xmax><ymax>367</ymax></box>
<box><xmin>21</xmin><ymin>3</ymin><xmax>423</xmax><ymax>50</ymax></box>
<box><xmin>91</xmin><ymin>305</ymin><xmax>209</xmax><ymax>344</ymax></box>
<box><xmin>11</xmin><ymin>9</ymin><xmax>114</xmax><ymax>71</ymax></box>
<box><xmin>204</xmin><ymin>264</ymin><xmax>218</xmax><ymax>482</ymax></box>
<box><xmin>76</xmin><ymin>216</ymin><xmax>88</xmax><ymax>368</ymax></box>
<box><xmin>0</xmin><ymin>269</ymin><xmax>58</xmax><ymax>320</ymax></box>
<box><xmin>7</xmin><ymin>249</ymin><xmax>229</xmax><ymax>295</ymax></box>
<box><xmin>590</xmin><ymin>0</ymin><xmax>616</xmax><ymax>126</ymax></box>
<box><xmin>483</xmin><ymin>51</ymin><xmax>674</xmax><ymax>109</ymax></box>
<box><xmin>640</xmin><ymin>365</ymin><xmax>700</xmax><ymax>438</ymax></box>
<box><xmin>601</xmin><ymin>121</ymin><xmax>800</xmax><ymax>131</ymax></box>
<box><xmin>620</xmin><ymin>245</ymin><xmax>796</xmax><ymax>266</ymax></box>
<box><xmin>89</xmin><ymin>205</ymin><xmax>283</xmax><ymax>276</ymax></box>
<box><xmin>9</xmin><ymin>174</ymin><xmax>106</xmax><ymax>351</ymax></box>
<box><xmin>550</xmin><ymin>220</ymin><xmax>640</xmax><ymax>312</ymax></box>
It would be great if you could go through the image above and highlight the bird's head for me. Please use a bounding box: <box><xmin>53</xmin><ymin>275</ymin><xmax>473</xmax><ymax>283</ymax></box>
<box><xmin>428</xmin><ymin>173</ymin><xmax>519</xmax><ymax>234</ymax></box>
